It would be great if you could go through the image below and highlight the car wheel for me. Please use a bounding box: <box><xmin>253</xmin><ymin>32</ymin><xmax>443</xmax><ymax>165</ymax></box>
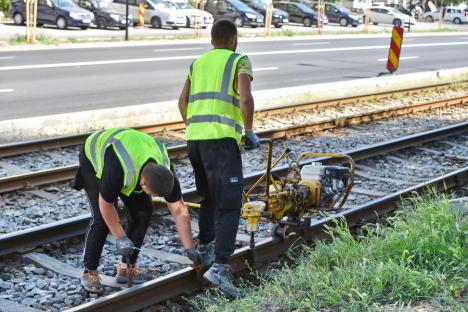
<box><xmin>339</xmin><ymin>17</ymin><xmax>348</xmax><ymax>27</ymax></box>
<box><xmin>303</xmin><ymin>17</ymin><xmax>311</xmax><ymax>27</ymax></box>
<box><xmin>96</xmin><ymin>17</ymin><xmax>107</xmax><ymax>29</ymax></box>
<box><xmin>425</xmin><ymin>16</ymin><xmax>434</xmax><ymax>22</ymax></box>
<box><xmin>13</xmin><ymin>13</ymin><xmax>24</xmax><ymax>25</ymax></box>
<box><xmin>233</xmin><ymin>17</ymin><xmax>242</xmax><ymax>27</ymax></box>
<box><xmin>56</xmin><ymin>16</ymin><xmax>67</xmax><ymax>29</ymax></box>
<box><xmin>372</xmin><ymin>22</ymin><xmax>378</xmax><ymax>25</ymax></box>
<box><xmin>185</xmin><ymin>16</ymin><xmax>191</xmax><ymax>28</ymax></box>
<box><xmin>453</xmin><ymin>17</ymin><xmax>461</xmax><ymax>24</ymax></box>
<box><xmin>274</xmin><ymin>24</ymin><xmax>282</xmax><ymax>28</ymax></box>
<box><xmin>392</xmin><ymin>18</ymin><xmax>402</xmax><ymax>27</ymax></box>
<box><xmin>80</xmin><ymin>26</ymin><xmax>88</xmax><ymax>30</ymax></box>
<box><xmin>172</xmin><ymin>26</ymin><xmax>179</xmax><ymax>29</ymax></box>
<box><xmin>151</xmin><ymin>16</ymin><xmax>162</xmax><ymax>28</ymax></box>
<box><xmin>119</xmin><ymin>26</ymin><xmax>126</xmax><ymax>30</ymax></box>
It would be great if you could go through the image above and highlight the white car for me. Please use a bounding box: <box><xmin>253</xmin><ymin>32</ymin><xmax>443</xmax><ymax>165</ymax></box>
<box><xmin>112</xmin><ymin>0</ymin><xmax>185</xmax><ymax>28</ymax></box>
<box><xmin>369</xmin><ymin>6</ymin><xmax>416</xmax><ymax>27</ymax></box>
<box><xmin>424</xmin><ymin>7</ymin><xmax>468</xmax><ymax>24</ymax></box>
<box><xmin>165</xmin><ymin>0</ymin><xmax>213</xmax><ymax>28</ymax></box>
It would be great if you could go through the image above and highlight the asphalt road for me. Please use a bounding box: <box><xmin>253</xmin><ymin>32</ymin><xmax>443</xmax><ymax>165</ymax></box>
<box><xmin>1</xmin><ymin>34</ymin><xmax>468</xmax><ymax>121</ymax></box>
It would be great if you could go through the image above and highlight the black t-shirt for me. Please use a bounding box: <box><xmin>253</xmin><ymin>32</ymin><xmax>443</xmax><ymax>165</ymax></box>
<box><xmin>98</xmin><ymin>147</ymin><xmax>182</xmax><ymax>203</ymax></box>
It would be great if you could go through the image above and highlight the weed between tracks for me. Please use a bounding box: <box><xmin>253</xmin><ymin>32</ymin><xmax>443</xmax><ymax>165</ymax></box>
<box><xmin>193</xmin><ymin>191</ymin><xmax>467</xmax><ymax>311</ymax></box>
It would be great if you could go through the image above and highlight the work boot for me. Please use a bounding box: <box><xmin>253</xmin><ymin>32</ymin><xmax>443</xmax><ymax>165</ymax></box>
<box><xmin>199</xmin><ymin>242</ymin><xmax>215</xmax><ymax>267</ymax></box>
<box><xmin>203</xmin><ymin>263</ymin><xmax>240</xmax><ymax>299</ymax></box>
<box><xmin>115</xmin><ymin>263</ymin><xmax>152</xmax><ymax>284</ymax></box>
<box><xmin>81</xmin><ymin>269</ymin><xmax>104</xmax><ymax>294</ymax></box>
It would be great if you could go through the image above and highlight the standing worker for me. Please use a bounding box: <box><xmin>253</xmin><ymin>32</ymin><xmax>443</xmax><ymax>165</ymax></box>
<box><xmin>73</xmin><ymin>127</ymin><xmax>202</xmax><ymax>294</ymax></box>
<box><xmin>178</xmin><ymin>19</ymin><xmax>260</xmax><ymax>298</ymax></box>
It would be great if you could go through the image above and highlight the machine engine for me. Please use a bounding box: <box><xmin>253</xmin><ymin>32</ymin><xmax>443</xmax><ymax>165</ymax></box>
<box><xmin>241</xmin><ymin>142</ymin><xmax>354</xmax><ymax>236</ymax></box>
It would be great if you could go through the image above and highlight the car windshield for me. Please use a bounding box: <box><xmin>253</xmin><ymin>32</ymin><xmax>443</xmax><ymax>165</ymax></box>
<box><xmin>175</xmin><ymin>1</ymin><xmax>193</xmax><ymax>9</ymax></box>
<box><xmin>229</xmin><ymin>0</ymin><xmax>253</xmax><ymax>11</ymax></box>
<box><xmin>297</xmin><ymin>3</ymin><xmax>314</xmax><ymax>14</ymax></box>
<box><xmin>388</xmin><ymin>7</ymin><xmax>402</xmax><ymax>14</ymax></box>
<box><xmin>92</xmin><ymin>0</ymin><xmax>111</xmax><ymax>9</ymax></box>
<box><xmin>53</xmin><ymin>0</ymin><xmax>78</xmax><ymax>7</ymax></box>
<box><xmin>336</xmin><ymin>5</ymin><xmax>351</xmax><ymax>14</ymax></box>
<box><xmin>251</xmin><ymin>0</ymin><xmax>266</xmax><ymax>10</ymax></box>
<box><xmin>149</xmin><ymin>0</ymin><xmax>172</xmax><ymax>9</ymax></box>
<box><xmin>164</xmin><ymin>1</ymin><xmax>177</xmax><ymax>8</ymax></box>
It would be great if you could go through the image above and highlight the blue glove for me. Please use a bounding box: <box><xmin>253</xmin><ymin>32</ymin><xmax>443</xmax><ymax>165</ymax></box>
<box><xmin>116</xmin><ymin>236</ymin><xmax>135</xmax><ymax>256</ymax></box>
<box><xmin>245</xmin><ymin>130</ymin><xmax>260</xmax><ymax>150</ymax></box>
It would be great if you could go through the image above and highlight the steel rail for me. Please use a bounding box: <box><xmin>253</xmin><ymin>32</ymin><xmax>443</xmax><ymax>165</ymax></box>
<box><xmin>1</xmin><ymin>121</ymin><xmax>466</xmax><ymax>256</ymax></box>
<box><xmin>0</xmin><ymin>82</ymin><xmax>460</xmax><ymax>158</ymax></box>
<box><xmin>1</xmin><ymin>95</ymin><xmax>466</xmax><ymax>194</ymax></box>
<box><xmin>65</xmin><ymin>167</ymin><xmax>467</xmax><ymax>312</ymax></box>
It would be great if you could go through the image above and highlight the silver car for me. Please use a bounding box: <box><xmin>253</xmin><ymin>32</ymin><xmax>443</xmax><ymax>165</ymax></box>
<box><xmin>369</xmin><ymin>6</ymin><xmax>416</xmax><ymax>27</ymax></box>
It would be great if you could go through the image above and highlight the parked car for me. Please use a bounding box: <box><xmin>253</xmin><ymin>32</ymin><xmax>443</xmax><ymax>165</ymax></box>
<box><xmin>10</xmin><ymin>0</ymin><xmax>94</xmax><ymax>29</ymax></box>
<box><xmin>275</xmin><ymin>1</ymin><xmax>327</xmax><ymax>27</ymax></box>
<box><xmin>239</xmin><ymin>0</ymin><xmax>288</xmax><ymax>28</ymax></box>
<box><xmin>310</xmin><ymin>2</ymin><xmax>362</xmax><ymax>27</ymax></box>
<box><xmin>112</xmin><ymin>0</ymin><xmax>185</xmax><ymax>28</ymax></box>
<box><xmin>74</xmin><ymin>0</ymin><xmax>132</xmax><ymax>29</ymax></box>
<box><xmin>204</xmin><ymin>0</ymin><xmax>264</xmax><ymax>27</ymax></box>
<box><xmin>368</xmin><ymin>6</ymin><xmax>416</xmax><ymax>27</ymax></box>
<box><xmin>387</xmin><ymin>3</ymin><xmax>412</xmax><ymax>16</ymax></box>
<box><xmin>424</xmin><ymin>6</ymin><xmax>468</xmax><ymax>24</ymax></box>
<box><xmin>165</xmin><ymin>0</ymin><xmax>213</xmax><ymax>28</ymax></box>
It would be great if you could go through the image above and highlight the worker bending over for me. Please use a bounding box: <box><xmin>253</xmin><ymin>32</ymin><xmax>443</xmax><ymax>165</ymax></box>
<box><xmin>73</xmin><ymin>127</ymin><xmax>202</xmax><ymax>293</ymax></box>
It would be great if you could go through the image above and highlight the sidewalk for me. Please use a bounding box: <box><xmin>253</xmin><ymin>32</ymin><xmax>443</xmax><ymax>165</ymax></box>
<box><xmin>1</xmin><ymin>18</ymin><xmax>467</xmax><ymax>47</ymax></box>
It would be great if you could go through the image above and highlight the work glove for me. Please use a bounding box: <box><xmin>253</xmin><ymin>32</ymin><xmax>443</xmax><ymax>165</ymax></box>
<box><xmin>116</xmin><ymin>236</ymin><xmax>135</xmax><ymax>256</ymax></box>
<box><xmin>245</xmin><ymin>130</ymin><xmax>260</xmax><ymax>150</ymax></box>
<box><xmin>185</xmin><ymin>248</ymin><xmax>203</xmax><ymax>266</ymax></box>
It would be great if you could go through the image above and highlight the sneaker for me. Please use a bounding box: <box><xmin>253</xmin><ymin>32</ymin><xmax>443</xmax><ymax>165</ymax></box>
<box><xmin>203</xmin><ymin>263</ymin><xmax>240</xmax><ymax>299</ymax></box>
<box><xmin>115</xmin><ymin>264</ymin><xmax>152</xmax><ymax>284</ymax></box>
<box><xmin>199</xmin><ymin>242</ymin><xmax>215</xmax><ymax>267</ymax></box>
<box><xmin>81</xmin><ymin>270</ymin><xmax>104</xmax><ymax>294</ymax></box>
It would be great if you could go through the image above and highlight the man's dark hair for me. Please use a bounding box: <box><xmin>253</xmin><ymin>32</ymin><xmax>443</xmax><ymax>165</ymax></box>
<box><xmin>211</xmin><ymin>19</ymin><xmax>237</xmax><ymax>47</ymax></box>
<box><xmin>141</xmin><ymin>162</ymin><xmax>174</xmax><ymax>197</ymax></box>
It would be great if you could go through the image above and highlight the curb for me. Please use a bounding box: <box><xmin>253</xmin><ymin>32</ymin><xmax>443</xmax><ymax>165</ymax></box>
<box><xmin>1</xmin><ymin>67</ymin><xmax>467</xmax><ymax>143</ymax></box>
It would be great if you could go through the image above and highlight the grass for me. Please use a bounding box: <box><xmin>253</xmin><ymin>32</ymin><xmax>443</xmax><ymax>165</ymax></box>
<box><xmin>193</xmin><ymin>190</ymin><xmax>467</xmax><ymax>311</ymax></box>
<box><xmin>7</xmin><ymin>32</ymin><xmax>57</xmax><ymax>45</ymax></box>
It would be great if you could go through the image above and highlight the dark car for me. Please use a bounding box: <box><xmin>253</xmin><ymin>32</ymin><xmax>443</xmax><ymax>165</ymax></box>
<box><xmin>275</xmin><ymin>1</ymin><xmax>325</xmax><ymax>27</ymax></box>
<box><xmin>74</xmin><ymin>0</ymin><xmax>132</xmax><ymax>29</ymax></box>
<box><xmin>239</xmin><ymin>0</ymin><xmax>288</xmax><ymax>28</ymax></box>
<box><xmin>311</xmin><ymin>2</ymin><xmax>362</xmax><ymax>27</ymax></box>
<box><xmin>10</xmin><ymin>0</ymin><xmax>94</xmax><ymax>29</ymax></box>
<box><xmin>204</xmin><ymin>0</ymin><xmax>264</xmax><ymax>27</ymax></box>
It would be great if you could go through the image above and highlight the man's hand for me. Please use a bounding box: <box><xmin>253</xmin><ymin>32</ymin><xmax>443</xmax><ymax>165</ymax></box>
<box><xmin>185</xmin><ymin>248</ymin><xmax>202</xmax><ymax>266</ymax></box>
<box><xmin>116</xmin><ymin>236</ymin><xmax>135</xmax><ymax>256</ymax></box>
<box><xmin>245</xmin><ymin>130</ymin><xmax>260</xmax><ymax>150</ymax></box>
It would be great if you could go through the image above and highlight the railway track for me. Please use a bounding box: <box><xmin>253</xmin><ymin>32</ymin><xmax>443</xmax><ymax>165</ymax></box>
<box><xmin>0</xmin><ymin>83</ymin><xmax>459</xmax><ymax>158</ymax></box>
<box><xmin>0</xmin><ymin>92</ymin><xmax>467</xmax><ymax>194</ymax></box>
<box><xmin>0</xmin><ymin>122</ymin><xmax>468</xmax><ymax>311</ymax></box>
<box><xmin>0</xmin><ymin>122</ymin><xmax>465</xmax><ymax>312</ymax></box>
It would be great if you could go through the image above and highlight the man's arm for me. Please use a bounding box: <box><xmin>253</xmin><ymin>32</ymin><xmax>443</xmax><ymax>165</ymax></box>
<box><xmin>99</xmin><ymin>194</ymin><xmax>126</xmax><ymax>238</ymax></box>
<box><xmin>238</xmin><ymin>73</ymin><xmax>254</xmax><ymax>131</ymax></box>
<box><xmin>166</xmin><ymin>199</ymin><xmax>195</xmax><ymax>249</ymax></box>
<box><xmin>178</xmin><ymin>79</ymin><xmax>190</xmax><ymax>124</ymax></box>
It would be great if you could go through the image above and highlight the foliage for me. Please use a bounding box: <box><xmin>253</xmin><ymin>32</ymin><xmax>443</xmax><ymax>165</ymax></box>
<box><xmin>194</xmin><ymin>191</ymin><xmax>467</xmax><ymax>311</ymax></box>
<box><xmin>0</xmin><ymin>0</ymin><xmax>11</xmax><ymax>17</ymax></box>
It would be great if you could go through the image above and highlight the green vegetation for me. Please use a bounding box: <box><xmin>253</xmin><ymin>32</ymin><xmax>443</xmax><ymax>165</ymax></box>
<box><xmin>0</xmin><ymin>0</ymin><xmax>11</xmax><ymax>17</ymax></box>
<box><xmin>195</xmin><ymin>191</ymin><xmax>467</xmax><ymax>311</ymax></box>
<box><xmin>8</xmin><ymin>32</ymin><xmax>58</xmax><ymax>45</ymax></box>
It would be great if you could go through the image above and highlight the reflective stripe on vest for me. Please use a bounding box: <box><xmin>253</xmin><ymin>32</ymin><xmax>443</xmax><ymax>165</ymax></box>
<box><xmin>186</xmin><ymin>50</ymin><xmax>244</xmax><ymax>143</ymax></box>
<box><xmin>84</xmin><ymin>128</ymin><xmax>170</xmax><ymax>196</ymax></box>
<box><xmin>188</xmin><ymin>53</ymin><xmax>240</xmax><ymax>108</ymax></box>
<box><xmin>186</xmin><ymin>114</ymin><xmax>243</xmax><ymax>135</ymax></box>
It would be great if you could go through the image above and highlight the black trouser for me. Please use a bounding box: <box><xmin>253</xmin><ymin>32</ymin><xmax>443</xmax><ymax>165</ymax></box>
<box><xmin>74</xmin><ymin>150</ymin><xmax>153</xmax><ymax>271</ymax></box>
<box><xmin>187</xmin><ymin>138</ymin><xmax>243</xmax><ymax>264</ymax></box>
